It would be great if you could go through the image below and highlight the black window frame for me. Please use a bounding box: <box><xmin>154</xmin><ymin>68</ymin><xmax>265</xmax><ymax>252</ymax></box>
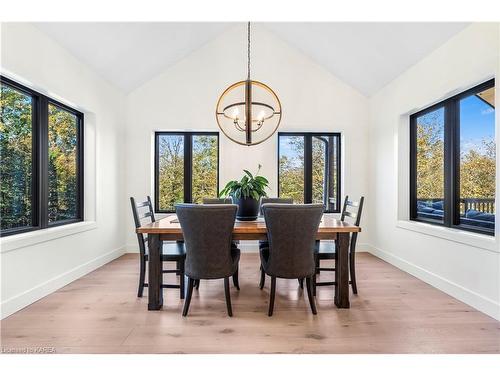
<box><xmin>0</xmin><ymin>75</ymin><xmax>84</xmax><ymax>237</ymax></box>
<box><xmin>154</xmin><ymin>131</ymin><xmax>220</xmax><ymax>213</ymax></box>
<box><xmin>410</xmin><ymin>78</ymin><xmax>495</xmax><ymax>236</ymax></box>
<box><xmin>277</xmin><ymin>132</ymin><xmax>342</xmax><ymax>213</ymax></box>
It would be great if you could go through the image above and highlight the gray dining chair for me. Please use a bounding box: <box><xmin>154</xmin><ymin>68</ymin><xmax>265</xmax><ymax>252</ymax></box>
<box><xmin>202</xmin><ymin>197</ymin><xmax>233</xmax><ymax>204</ymax></box>
<box><xmin>258</xmin><ymin>197</ymin><xmax>293</xmax><ymax>288</ymax></box>
<box><xmin>175</xmin><ymin>203</ymin><xmax>240</xmax><ymax>317</ymax></box>
<box><xmin>260</xmin><ymin>203</ymin><xmax>324</xmax><ymax>316</ymax></box>
<box><xmin>201</xmin><ymin>196</ymin><xmax>240</xmax><ymax>290</ymax></box>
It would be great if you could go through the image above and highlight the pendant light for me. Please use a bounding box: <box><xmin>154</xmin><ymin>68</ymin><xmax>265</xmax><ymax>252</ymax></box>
<box><xmin>216</xmin><ymin>22</ymin><xmax>282</xmax><ymax>146</ymax></box>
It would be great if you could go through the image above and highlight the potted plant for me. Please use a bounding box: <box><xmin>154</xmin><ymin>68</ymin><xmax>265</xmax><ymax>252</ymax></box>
<box><xmin>219</xmin><ymin>165</ymin><xmax>269</xmax><ymax>221</ymax></box>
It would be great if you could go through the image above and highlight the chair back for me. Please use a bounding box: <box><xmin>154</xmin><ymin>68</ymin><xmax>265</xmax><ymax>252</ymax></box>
<box><xmin>176</xmin><ymin>204</ymin><xmax>238</xmax><ymax>279</ymax></box>
<box><xmin>130</xmin><ymin>196</ymin><xmax>155</xmax><ymax>257</ymax></box>
<box><xmin>262</xmin><ymin>203</ymin><xmax>324</xmax><ymax>278</ymax></box>
<box><xmin>260</xmin><ymin>197</ymin><xmax>293</xmax><ymax>215</ymax></box>
<box><xmin>202</xmin><ymin>197</ymin><xmax>233</xmax><ymax>204</ymax></box>
<box><xmin>340</xmin><ymin>196</ymin><xmax>365</xmax><ymax>253</ymax></box>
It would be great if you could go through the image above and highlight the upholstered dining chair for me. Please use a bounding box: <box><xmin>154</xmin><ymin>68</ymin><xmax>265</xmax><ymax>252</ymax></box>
<box><xmin>314</xmin><ymin>195</ymin><xmax>364</xmax><ymax>295</ymax></box>
<box><xmin>200</xmin><ymin>196</ymin><xmax>240</xmax><ymax>290</ymax></box>
<box><xmin>130</xmin><ymin>196</ymin><xmax>186</xmax><ymax>299</ymax></box>
<box><xmin>202</xmin><ymin>197</ymin><xmax>233</xmax><ymax>204</ymax></box>
<box><xmin>175</xmin><ymin>204</ymin><xmax>240</xmax><ymax>317</ymax></box>
<box><xmin>260</xmin><ymin>203</ymin><xmax>324</xmax><ymax>316</ymax></box>
<box><xmin>258</xmin><ymin>197</ymin><xmax>293</xmax><ymax>288</ymax></box>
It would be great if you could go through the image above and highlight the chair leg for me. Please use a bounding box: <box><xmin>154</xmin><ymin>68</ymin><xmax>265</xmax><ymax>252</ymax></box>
<box><xmin>137</xmin><ymin>256</ymin><xmax>146</xmax><ymax>298</ymax></box>
<box><xmin>350</xmin><ymin>252</ymin><xmax>358</xmax><ymax>295</ymax></box>
<box><xmin>233</xmin><ymin>267</ymin><xmax>240</xmax><ymax>290</ymax></box>
<box><xmin>259</xmin><ymin>266</ymin><xmax>265</xmax><ymax>289</ymax></box>
<box><xmin>316</xmin><ymin>256</ymin><xmax>320</xmax><ymax>274</ymax></box>
<box><xmin>268</xmin><ymin>276</ymin><xmax>276</xmax><ymax>316</ymax></box>
<box><xmin>313</xmin><ymin>272</ymin><xmax>317</xmax><ymax>296</ymax></box>
<box><xmin>176</xmin><ymin>260</ymin><xmax>180</xmax><ymax>275</ymax></box>
<box><xmin>179</xmin><ymin>260</ymin><xmax>185</xmax><ymax>300</ymax></box>
<box><xmin>182</xmin><ymin>277</ymin><xmax>194</xmax><ymax>317</ymax></box>
<box><xmin>224</xmin><ymin>277</ymin><xmax>233</xmax><ymax>317</ymax></box>
<box><xmin>306</xmin><ymin>277</ymin><xmax>317</xmax><ymax>315</ymax></box>
<box><xmin>195</xmin><ymin>279</ymin><xmax>200</xmax><ymax>290</ymax></box>
<box><xmin>298</xmin><ymin>278</ymin><xmax>304</xmax><ymax>289</ymax></box>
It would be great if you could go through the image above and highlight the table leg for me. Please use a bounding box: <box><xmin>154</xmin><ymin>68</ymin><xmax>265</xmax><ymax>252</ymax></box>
<box><xmin>334</xmin><ymin>232</ymin><xmax>350</xmax><ymax>308</ymax></box>
<box><xmin>147</xmin><ymin>233</ymin><xmax>163</xmax><ymax>310</ymax></box>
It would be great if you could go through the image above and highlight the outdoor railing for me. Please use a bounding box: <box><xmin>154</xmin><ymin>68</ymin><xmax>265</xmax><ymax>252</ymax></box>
<box><xmin>417</xmin><ymin>198</ymin><xmax>495</xmax><ymax>214</ymax></box>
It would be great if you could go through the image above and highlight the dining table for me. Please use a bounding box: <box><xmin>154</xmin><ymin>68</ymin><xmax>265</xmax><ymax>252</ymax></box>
<box><xmin>136</xmin><ymin>213</ymin><xmax>361</xmax><ymax>311</ymax></box>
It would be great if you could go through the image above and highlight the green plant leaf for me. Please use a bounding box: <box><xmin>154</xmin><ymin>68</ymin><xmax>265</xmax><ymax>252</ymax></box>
<box><xmin>243</xmin><ymin>169</ymin><xmax>254</xmax><ymax>180</ymax></box>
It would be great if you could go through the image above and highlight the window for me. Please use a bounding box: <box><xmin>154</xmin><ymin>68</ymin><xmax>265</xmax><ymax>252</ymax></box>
<box><xmin>155</xmin><ymin>132</ymin><xmax>219</xmax><ymax>212</ymax></box>
<box><xmin>0</xmin><ymin>76</ymin><xmax>84</xmax><ymax>236</ymax></box>
<box><xmin>278</xmin><ymin>132</ymin><xmax>341</xmax><ymax>212</ymax></box>
<box><xmin>410</xmin><ymin>79</ymin><xmax>495</xmax><ymax>235</ymax></box>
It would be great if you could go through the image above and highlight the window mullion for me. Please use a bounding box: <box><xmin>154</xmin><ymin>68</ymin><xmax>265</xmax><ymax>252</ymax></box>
<box><xmin>304</xmin><ymin>135</ymin><xmax>312</xmax><ymax>204</ymax></box>
<box><xmin>38</xmin><ymin>96</ymin><xmax>49</xmax><ymax>229</ymax></box>
<box><xmin>443</xmin><ymin>100</ymin><xmax>458</xmax><ymax>228</ymax></box>
<box><xmin>184</xmin><ymin>133</ymin><xmax>193</xmax><ymax>204</ymax></box>
<box><xmin>451</xmin><ymin>99</ymin><xmax>461</xmax><ymax>227</ymax></box>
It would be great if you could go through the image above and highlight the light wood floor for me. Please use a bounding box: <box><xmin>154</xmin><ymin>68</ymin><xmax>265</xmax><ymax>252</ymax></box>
<box><xmin>1</xmin><ymin>252</ymin><xmax>499</xmax><ymax>354</ymax></box>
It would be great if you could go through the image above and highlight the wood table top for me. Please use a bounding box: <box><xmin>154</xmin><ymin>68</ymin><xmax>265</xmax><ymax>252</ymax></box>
<box><xmin>137</xmin><ymin>213</ymin><xmax>361</xmax><ymax>235</ymax></box>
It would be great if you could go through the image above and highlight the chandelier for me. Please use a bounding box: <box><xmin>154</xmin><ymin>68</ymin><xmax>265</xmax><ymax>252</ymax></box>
<box><xmin>216</xmin><ymin>22</ymin><xmax>282</xmax><ymax>146</ymax></box>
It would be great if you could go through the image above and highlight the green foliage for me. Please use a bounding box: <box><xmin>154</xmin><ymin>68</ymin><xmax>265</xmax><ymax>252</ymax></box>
<box><xmin>158</xmin><ymin>134</ymin><xmax>218</xmax><ymax>211</ymax></box>
<box><xmin>416</xmin><ymin>111</ymin><xmax>495</xmax><ymax>215</ymax></box>
<box><xmin>192</xmin><ymin>136</ymin><xmax>218</xmax><ymax>203</ymax></box>
<box><xmin>219</xmin><ymin>165</ymin><xmax>269</xmax><ymax>200</ymax></box>
<box><xmin>158</xmin><ymin>135</ymin><xmax>185</xmax><ymax>211</ymax></box>
<box><xmin>48</xmin><ymin>104</ymin><xmax>78</xmax><ymax>222</ymax></box>
<box><xmin>1</xmin><ymin>84</ymin><xmax>33</xmax><ymax>230</ymax></box>
<box><xmin>0</xmin><ymin>84</ymin><xmax>79</xmax><ymax>230</ymax></box>
<box><xmin>279</xmin><ymin>135</ymin><xmax>338</xmax><ymax>209</ymax></box>
<box><xmin>416</xmin><ymin>112</ymin><xmax>445</xmax><ymax>200</ymax></box>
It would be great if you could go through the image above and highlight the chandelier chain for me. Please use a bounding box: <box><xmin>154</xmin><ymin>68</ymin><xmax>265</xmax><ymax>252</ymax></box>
<box><xmin>247</xmin><ymin>21</ymin><xmax>251</xmax><ymax>80</ymax></box>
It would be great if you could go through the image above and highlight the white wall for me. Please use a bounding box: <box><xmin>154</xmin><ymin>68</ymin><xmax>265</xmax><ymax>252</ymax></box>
<box><xmin>367</xmin><ymin>23</ymin><xmax>500</xmax><ymax>319</ymax></box>
<box><xmin>125</xmin><ymin>24</ymin><xmax>370</xmax><ymax>250</ymax></box>
<box><xmin>0</xmin><ymin>23</ymin><xmax>127</xmax><ymax>318</ymax></box>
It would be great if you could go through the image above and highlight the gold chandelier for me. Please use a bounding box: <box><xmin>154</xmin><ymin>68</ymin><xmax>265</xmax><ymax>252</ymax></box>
<box><xmin>216</xmin><ymin>22</ymin><xmax>282</xmax><ymax>146</ymax></box>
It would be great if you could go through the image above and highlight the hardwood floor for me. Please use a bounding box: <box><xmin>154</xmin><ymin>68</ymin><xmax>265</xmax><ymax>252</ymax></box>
<box><xmin>1</xmin><ymin>252</ymin><xmax>499</xmax><ymax>354</ymax></box>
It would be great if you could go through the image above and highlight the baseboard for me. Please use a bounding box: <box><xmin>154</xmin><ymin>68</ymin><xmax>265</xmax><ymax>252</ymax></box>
<box><xmin>1</xmin><ymin>246</ymin><xmax>126</xmax><ymax>319</ymax></box>
<box><xmin>366</xmin><ymin>244</ymin><xmax>500</xmax><ymax>321</ymax></box>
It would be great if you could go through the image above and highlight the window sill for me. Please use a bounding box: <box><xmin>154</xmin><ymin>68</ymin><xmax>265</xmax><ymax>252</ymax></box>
<box><xmin>0</xmin><ymin>221</ymin><xmax>97</xmax><ymax>253</ymax></box>
<box><xmin>396</xmin><ymin>220</ymin><xmax>498</xmax><ymax>253</ymax></box>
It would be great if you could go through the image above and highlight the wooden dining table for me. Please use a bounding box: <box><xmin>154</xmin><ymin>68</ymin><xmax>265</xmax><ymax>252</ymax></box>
<box><xmin>136</xmin><ymin>214</ymin><xmax>361</xmax><ymax>311</ymax></box>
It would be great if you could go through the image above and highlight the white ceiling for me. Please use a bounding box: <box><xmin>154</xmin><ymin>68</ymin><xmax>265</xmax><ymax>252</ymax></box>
<box><xmin>34</xmin><ymin>22</ymin><xmax>232</xmax><ymax>92</ymax></box>
<box><xmin>34</xmin><ymin>22</ymin><xmax>469</xmax><ymax>96</ymax></box>
<box><xmin>264</xmin><ymin>23</ymin><xmax>469</xmax><ymax>96</ymax></box>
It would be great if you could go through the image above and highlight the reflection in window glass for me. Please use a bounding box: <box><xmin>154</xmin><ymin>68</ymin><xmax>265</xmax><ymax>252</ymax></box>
<box><xmin>48</xmin><ymin>104</ymin><xmax>79</xmax><ymax>223</ymax></box>
<box><xmin>459</xmin><ymin>88</ymin><xmax>495</xmax><ymax>231</ymax></box>
<box><xmin>0</xmin><ymin>84</ymin><xmax>33</xmax><ymax>230</ymax></box>
<box><xmin>192</xmin><ymin>135</ymin><xmax>218</xmax><ymax>204</ymax></box>
<box><xmin>279</xmin><ymin>135</ymin><xmax>304</xmax><ymax>203</ymax></box>
<box><xmin>158</xmin><ymin>134</ymin><xmax>184</xmax><ymax>211</ymax></box>
<box><xmin>312</xmin><ymin>135</ymin><xmax>340</xmax><ymax>211</ymax></box>
<box><xmin>415</xmin><ymin>107</ymin><xmax>445</xmax><ymax>223</ymax></box>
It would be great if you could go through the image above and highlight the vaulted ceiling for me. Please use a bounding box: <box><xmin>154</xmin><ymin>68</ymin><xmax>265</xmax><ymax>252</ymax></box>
<box><xmin>34</xmin><ymin>22</ymin><xmax>469</xmax><ymax>96</ymax></box>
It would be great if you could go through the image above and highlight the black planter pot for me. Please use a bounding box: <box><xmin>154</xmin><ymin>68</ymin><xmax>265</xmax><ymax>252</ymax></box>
<box><xmin>233</xmin><ymin>196</ymin><xmax>260</xmax><ymax>221</ymax></box>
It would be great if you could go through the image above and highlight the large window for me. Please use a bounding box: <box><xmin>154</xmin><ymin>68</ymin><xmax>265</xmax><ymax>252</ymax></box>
<box><xmin>155</xmin><ymin>132</ymin><xmax>219</xmax><ymax>212</ymax></box>
<box><xmin>278</xmin><ymin>132</ymin><xmax>341</xmax><ymax>212</ymax></box>
<box><xmin>410</xmin><ymin>79</ymin><xmax>495</xmax><ymax>235</ymax></box>
<box><xmin>0</xmin><ymin>76</ymin><xmax>84</xmax><ymax>236</ymax></box>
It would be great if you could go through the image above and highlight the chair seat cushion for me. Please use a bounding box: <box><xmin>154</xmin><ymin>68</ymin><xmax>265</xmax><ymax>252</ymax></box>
<box><xmin>315</xmin><ymin>241</ymin><xmax>336</xmax><ymax>259</ymax></box>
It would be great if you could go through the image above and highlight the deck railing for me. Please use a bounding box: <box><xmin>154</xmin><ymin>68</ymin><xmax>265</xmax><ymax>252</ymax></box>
<box><xmin>417</xmin><ymin>198</ymin><xmax>495</xmax><ymax>214</ymax></box>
